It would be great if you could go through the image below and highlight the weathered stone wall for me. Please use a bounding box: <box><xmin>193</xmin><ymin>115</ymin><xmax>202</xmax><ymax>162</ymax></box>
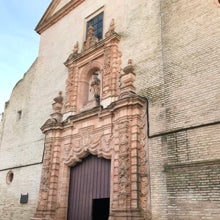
<box><xmin>161</xmin><ymin>0</ymin><xmax>220</xmax><ymax>130</ymax></box>
<box><xmin>0</xmin><ymin>0</ymin><xmax>219</xmax><ymax>219</ymax></box>
<box><xmin>0</xmin><ymin>0</ymin><xmax>159</xmax><ymax>219</ymax></box>
<box><xmin>0</xmin><ymin>165</ymin><xmax>42</xmax><ymax>220</ymax></box>
<box><xmin>148</xmin><ymin>1</ymin><xmax>220</xmax><ymax>219</ymax></box>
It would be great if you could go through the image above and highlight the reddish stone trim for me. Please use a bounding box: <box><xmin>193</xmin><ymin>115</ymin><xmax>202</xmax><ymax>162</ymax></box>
<box><xmin>32</xmin><ymin>21</ymin><xmax>151</xmax><ymax>220</ymax></box>
<box><xmin>64</xmin><ymin>31</ymin><xmax>121</xmax><ymax>113</ymax></box>
<box><xmin>33</xmin><ymin>96</ymin><xmax>151</xmax><ymax>220</ymax></box>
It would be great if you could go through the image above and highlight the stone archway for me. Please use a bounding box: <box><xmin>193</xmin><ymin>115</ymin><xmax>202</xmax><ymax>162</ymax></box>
<box><xmin>32</xmin><ymin>94</ymin><xmax>151</xmax><ymax>220</ymax></box>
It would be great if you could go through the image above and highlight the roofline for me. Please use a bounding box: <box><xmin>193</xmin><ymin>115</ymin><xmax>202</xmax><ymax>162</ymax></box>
<box><xmin>35</xmin><ymin>0</ymin><xmax>85</xmax><ymax>34</ymax></box>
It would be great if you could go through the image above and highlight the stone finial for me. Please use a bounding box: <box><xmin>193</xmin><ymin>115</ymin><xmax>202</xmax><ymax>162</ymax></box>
<box><xmin>52</xmin><ymin>91</ymin><xmax>63</xmax><ymax>114</ymax></box>
<box><xmin>119</xmin><ymin>59</ymin><xmax>136</xmax><ymax>96</ymax></box>
<box><xmin>73</xmin><ymin>41</ymin><xmax>79</xmax><ymax>54</ymax></box>
<box><xmin>53</xmin><ymin>91</ymin><xmax>63</xmax><ymax>104</ymax></box>
<box><xmin>105</xmin><ymin>18</ymin><xmax>115</xmax><ymax>38</ymax></box>
<box><xmin>123</xmin><ymin>59</ymin><xmax>134</xmax><ymax>75</ymax></box>
<box><xmin>128</xmin><ymin>59</ymin><xmax>132</xmax><ymax>65</ymax></box>
<box><xmin>41</xmin><ymin>92</ymin><xmax>64</xmax><ymax>131</ymax></box>
<box><xmin>109</xmin><ymin>19</ymin><xmax>115</xmax><ymax>32</ymax></box>
<box><xmin>83</xmin><ymin>25</ymin><xmax>99</xmax><ymax>51</ymax></box>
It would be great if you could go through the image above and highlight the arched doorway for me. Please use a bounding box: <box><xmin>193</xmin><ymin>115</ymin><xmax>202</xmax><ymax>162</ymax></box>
<box><xmin>68</xmin><ymin>155</ymin><xmax>111</xmax><ymax>220</ymax></box>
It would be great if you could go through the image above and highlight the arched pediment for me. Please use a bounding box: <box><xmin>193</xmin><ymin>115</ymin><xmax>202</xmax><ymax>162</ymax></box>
<box><xmin>63</xmin><ymin>132</ymin><xmax>113</xmax><ymax>166</ymax></box>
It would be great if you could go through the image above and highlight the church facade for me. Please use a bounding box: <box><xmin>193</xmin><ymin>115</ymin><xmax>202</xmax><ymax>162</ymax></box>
<box><xmin>0</xmin><ymin>0</ymin><xmax>220</xmax><ymax>219</ymax></box>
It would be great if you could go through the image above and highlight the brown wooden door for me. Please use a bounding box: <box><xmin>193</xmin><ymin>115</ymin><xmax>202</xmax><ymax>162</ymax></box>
<box><xmin>68</xmin><ymin>155</ymin><xmax>111</xmax><ymax>220</ymax></box>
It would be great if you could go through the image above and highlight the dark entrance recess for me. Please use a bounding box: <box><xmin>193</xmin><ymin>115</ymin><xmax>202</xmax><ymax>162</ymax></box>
<box><xmin>92</xmin><ymin>198</ymin><xmax>110</xmax><ymax>220</ymax></box>
<box><xmin>68</xmin><ymin>155</ymin><xmax>111</xmax><ymax>220</ymax></box>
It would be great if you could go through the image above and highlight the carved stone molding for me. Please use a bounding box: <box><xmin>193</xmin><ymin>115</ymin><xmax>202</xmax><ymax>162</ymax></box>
<box><xmin>33</xmin><ymin>19</ymin><xmax>151</xmax><ymax>220</ymax></box>
<box><xmin>64</xmin><ymin>20</ymin><xmax>122</xmax><ymax>114</ymax></box>
<box><xmin>33</xmin><ymin>95</ymin><xmax>151</xmax><ymax>220</ymax></box>
<box><xmin>63</xmin><ymin>132</ymin><xmax>113</xmax><ymax>166</ymax></box>
<box><xmin>119</xmin><ymin>59</ymin><xmax>136</xmax><ymax>98</ymax></box>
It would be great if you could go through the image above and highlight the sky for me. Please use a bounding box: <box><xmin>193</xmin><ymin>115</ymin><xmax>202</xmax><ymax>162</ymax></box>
<box><xmin>0</xmin><ymin>0</ymin><xmax>51</xmax><ymax>113</ymax></box>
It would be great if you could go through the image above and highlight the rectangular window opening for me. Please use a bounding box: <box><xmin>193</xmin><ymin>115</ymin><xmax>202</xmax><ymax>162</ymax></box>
<box><xmin>17</xmin><ymin>110</ymin><xmax>22</xmax><ymax>120</ymax></box>
<box><xmin>86</xmin><ymin>12</ymin><xmax>104</xmax><ymax>40</ymax></box>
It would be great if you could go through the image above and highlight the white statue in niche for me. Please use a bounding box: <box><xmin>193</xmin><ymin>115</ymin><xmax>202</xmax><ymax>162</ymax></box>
<box><xmin>90</xmin><ymin>72</ymin><xmax>100</xmax><ymax>105</ymax></box>
<box><xmin>81</xmin><ymin>71</ymin><xmax>101</xmax><ymax>111</ymax></box>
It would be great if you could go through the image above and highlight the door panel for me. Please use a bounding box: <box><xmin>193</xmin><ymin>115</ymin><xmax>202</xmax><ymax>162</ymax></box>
<box><xmin>68</xmin><ymin>155</ymin><xmax>111</xmax><ymax>220</ymax></box>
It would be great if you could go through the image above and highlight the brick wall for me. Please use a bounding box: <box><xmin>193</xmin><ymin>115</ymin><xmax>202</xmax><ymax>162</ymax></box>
<box><xmin>147</xmin><ymin>1</ymin><xmax>220</xmax><ymax>219</ymax></box>
<box><xmin>0</xmin><ymin>0</ymin><xmax>219</xmax><ymax>219</ymax></box>
<box><xmin>165</xmin><ymin>161</ymin><xmax>220</xmax><ymax>219</ymax></box>
<box><xmin>161</xmin><ymin>0</ymin><xmax>220</xmax><ymax>131</ymax></box>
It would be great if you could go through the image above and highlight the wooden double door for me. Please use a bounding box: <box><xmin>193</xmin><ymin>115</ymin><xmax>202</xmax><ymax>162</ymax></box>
<box><xmin>68</xmin><ymin>155</ymin><xmax>111</xmax><ymax>220</ymax></box>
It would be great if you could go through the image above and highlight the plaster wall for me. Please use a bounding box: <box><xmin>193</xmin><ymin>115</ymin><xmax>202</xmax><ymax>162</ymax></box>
<box><xmin>0</xmin><ymin>165</ymin><xmax>42</xmax><ymax>220</ymax></box>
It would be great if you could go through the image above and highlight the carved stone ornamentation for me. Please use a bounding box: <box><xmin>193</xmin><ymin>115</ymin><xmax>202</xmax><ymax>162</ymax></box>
<box><xmin>64</xmin><ymin>66</ymin><xmax>79</xmax><ymax>113</ymax></box>
<box><xmin>63</xmin><ymin>19</ymin><xmax>122</xmax><ymax>113</ymax></box>
<box><xmin>52</xmin><ymin>91</ymin><xmax>63</xmax><ymax>113</ymax></box>
<box><xmin>117</xmin><ymin>120</ymin><xmax>131</xmax><ymax>208</ymax></box>
<box><xmin>63</xmin><ymin>130</ymin><xmax>113</xmax><ymax>166</ymax></box>
<box><xmin>102</xmin><ymin>34</ymin><xmax>122</xmax><ymax>100</ymax></box>
<box><xmin>119</xmin><ymin>59</ymin><xmax>136</xmax><ymax>98</ymax></box>
<box><xmin>33</xmin><ymin>18</ymin><xmax>151</xmax><ymax>220</ymax></box>
<box><xmin>82</xmin><ymin>25</ymin><xmax>99</xmax><ymax>51</ymax></box>
<box><xmin>90</xmin><ymin>73</ymin><xmax>101</xmax><ymax>105</ymax></box>
<box><xmin>72</xmin><ymin>41</ymin><xmax>79</xmax><ymax>54</ymax></box>
<box><xmin>41</xmin><ymin>92</ymin><xmax>64</xmax><ymax>131</ymax></box>
<box><xmin>37</xmin><ymin>143</ymin><xmax>52</xmax><ymax>212</ymax></box>
<box><xmin>138</xmin><ymin>107</ymin><xmax>151</xmax><ymax>219</ymax></box>
<box><xmin>105</xmin><ymin>18</ymin><xmax>115</xmax><ymax>38</ymax></box>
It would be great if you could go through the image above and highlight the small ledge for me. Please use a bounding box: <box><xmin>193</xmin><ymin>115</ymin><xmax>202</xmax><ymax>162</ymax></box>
<box><xmin>164</xmin><ymin>159</ymin><xmax>220</xmax><ymax>171</ymax></box>
<box><xmin>64</xmin><ymin>32</ymin><xmax>120</xmax><ymax>66</ymax></box>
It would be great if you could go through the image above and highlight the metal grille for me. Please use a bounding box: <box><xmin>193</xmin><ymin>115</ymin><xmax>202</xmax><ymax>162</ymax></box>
<box><xmin>86</xmin><ymin>12</ymin><xmax>104</xmax><ymax>40</ymax></box>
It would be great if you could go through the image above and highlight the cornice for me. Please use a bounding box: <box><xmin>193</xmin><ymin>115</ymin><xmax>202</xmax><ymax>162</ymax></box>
<box><xmin>64</xmin><ymin>32</ymin><xmax>121</xmax><ymax>67</ymax></box>
<box><xmin>35</xmin><ymin>0</ymin><xmax>85</xmax><ymax>34</ymax></box>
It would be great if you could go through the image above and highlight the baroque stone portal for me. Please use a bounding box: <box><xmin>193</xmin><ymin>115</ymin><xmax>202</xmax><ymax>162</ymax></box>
<box><xmin>32</xmin><ymin>20</ymin><xmax>151</xmax><ymax>220</ymax></box>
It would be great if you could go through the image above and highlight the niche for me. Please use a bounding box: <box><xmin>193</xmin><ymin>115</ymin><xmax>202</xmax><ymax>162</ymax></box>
<box><xmin>80</xmin><ymin>68</ymin><xmax>101</xmax><ymax>111</ymax></box>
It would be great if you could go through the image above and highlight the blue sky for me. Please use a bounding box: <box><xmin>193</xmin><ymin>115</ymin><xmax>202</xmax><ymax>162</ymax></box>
<box><xmin>0</xmin><ymin>0</ymin><xmax>51</xmax><ymax>113</ymax></box>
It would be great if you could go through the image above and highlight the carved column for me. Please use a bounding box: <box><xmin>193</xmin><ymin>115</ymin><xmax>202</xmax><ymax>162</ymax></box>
<box><xmin>32</xmin><ymin>135</ymin><xmax>62</xmax><ymax>220</ymax></box>
<box><xmin>102</xmin><ymin>33</ymin><xmax>122</xmax><ymax>101</ymax></box>
<box><xmin>110</xmin><ymin>97</ymin><xmax>151</xmax><ymax>220</ymax></box>
<box><xmin>32</xmin><ymin>95</ymin><xmax>64</xmax><ymax>220</ymax></box>
<box><xmin>64</xmin><ymin>64</ymin><xmax>78</xmax><ymax>113</ymax></box>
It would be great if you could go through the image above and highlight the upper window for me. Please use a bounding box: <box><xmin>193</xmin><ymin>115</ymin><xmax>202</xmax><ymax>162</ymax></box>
<box><xmin>86</xmin><ymin>12</ymin><xmax>104</xmax><ymax>40</ymax></box>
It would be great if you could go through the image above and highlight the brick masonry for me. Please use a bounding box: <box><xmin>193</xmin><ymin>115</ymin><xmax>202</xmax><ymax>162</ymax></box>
<box><xmin>0</xmin><ymin>0</ymin><xmax>220</xmax><ymax>219</ymax></box>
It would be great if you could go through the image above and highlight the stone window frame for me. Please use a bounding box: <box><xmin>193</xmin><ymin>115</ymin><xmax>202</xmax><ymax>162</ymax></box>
<box><xmin>84</xmin><ymin>7</ymin><xmax>105</xmax><ymax>41</ymax></box>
